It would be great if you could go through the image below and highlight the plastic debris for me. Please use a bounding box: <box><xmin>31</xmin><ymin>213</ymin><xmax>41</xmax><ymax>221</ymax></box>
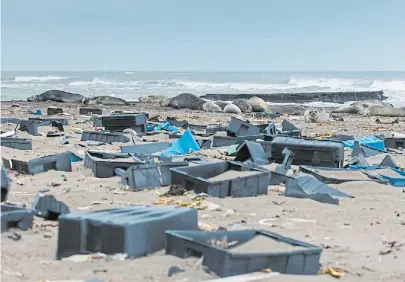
<box><xmin>32</xmin><ymin>194</ymin><xmax>70</xmax><ymax>220</ymax></box>
<box><xmin>285</xmin><ymin>173</ymin><xmax>353</xmax><ymax>205</ymax></box>
<box><xmin>156</xmin><ymin>121</ymin><xmax>180</xmax><ymax>134</ymax></box>
<box><xmin>320</xmin><ymin>266</ymin><xmax>345</xmax><ymax>278</ymax></box>
<box><xmin>234</xmin><ymin>141</ymin><xmax>270</xmax><ymax>165</ymax></box>
<box><xmin>160</xmin><ymin>129</ymin><xmax>200</xmax><ymax>157</ymax></box>
<box><xmin>28</xmin><ymin>109</ymin><xmax>42</xmax><ymax>115</ymax></box>
<box><xmin>344</xmin><ymin>136</ymin><xmax>386</xmax><ymax>151</ymax></box>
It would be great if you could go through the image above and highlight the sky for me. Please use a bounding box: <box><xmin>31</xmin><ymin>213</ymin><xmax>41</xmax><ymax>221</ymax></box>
<box><xmin>1</xmin><ymin>0</ymin><xmax>405</xmax><ymax>72</ymax></box>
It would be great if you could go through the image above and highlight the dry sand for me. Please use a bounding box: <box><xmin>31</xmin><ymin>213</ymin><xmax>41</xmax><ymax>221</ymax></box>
<box><xmin>208</xmin><ymin>170</ymin><xmax>261</xmax><ymax>181</ymax></box>
<box><xmin>1</xmin><ymin>101</ymin><xmax>405</xmax><ymax>282</ymax></box>
<box><xmin>229</xmin><ymin>234</ymin><xmax>306</xmax><ymax>253</ymax></box>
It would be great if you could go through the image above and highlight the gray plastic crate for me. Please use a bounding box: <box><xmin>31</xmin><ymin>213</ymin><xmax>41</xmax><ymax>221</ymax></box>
<box><xmin>0</xmin><ymin>117</ymin><xmax>23</xmax><ymax>124</ymax></box>
<box><xmin>101</xmin><ymin>114</ymin><xmax>147</xmax><ymax>134</ymax></box>
<box><xmin>2</xmin><ymin>152</ymin><xmax>72</xmax><ymax>174</ymax></box>
<box><xmin>32</xmin><ymin>194</ymin><xmax>70</xmax><ymax>220</ymax></box>
<box><xmin>171</xmin><ymin>161</ymin><xmax>269</xmax><ymax>198</ymax></box>
<box><xmin>79</xmin><ymin>107</ymin><xmax>103</xmax><ymax>115</ymax></box>
<box><xmin>234</xmin><ymin>141</ymin><xmax>270</xmax><ymax>165</ymax></box>
<box><xmin>47</xmin><ymin>107</ymin><xmax>63</xmax><ymax>115</ymax></box>
<box><xmin>57</xmin><ymin>205</ymin><xmax>198</xmax><ymax>259</ymax></box>
<box><xmin>0</xmin><ymin>137</ymin><xmax>32</xmax><ymax>150</ymax></box>
<box><xmin>1</xmin><ymin>168</ymin><xmax>10</xmax><ymax>202</ymax></box>
<box><xmin>121</xmin><ymin>159</ymin><xmax>189</xmax><ymax>191</ymax></box>
<box><xmin>28</xmin><ymin>117</ymin><xmax>69</xmax><ymax>126</ymax></box>
<box><xmin>271</xmin><ymin>136</ymin><xmax>344</xmax><ymax>168</ymax></box>
<box><xmin>384</xmin><ymin>138</ymin><xmax>405</xmax><ymax>149</ymax></box>
<box><xmin>80</xmin><ymin>131</ymin><xmax>130</xmax><ymax>144</ymax></box>
<box><xmin>226</xmin><ymin>117</ymin><xmax>261</xmax><ymax>137</ymax></box>
<box><xmin>165</xmin><ymin>229</ymin><xmax>322</xmax><ymax>277</ymax></box>
<box><xmin>84</xmin><ymin>150</ymin><xmax>144</xmax><ymax>178</ymax></box>
<box><xmin>279</xmin><ymin>120</ymin><xmax>301</xmax><ymax>137</ymax></box>
<box><xmin>1</xmin><ymin>204</ymin><xmax>34</xmax><ymax>232</ymax></box>
<box><xmin>121</xmin><ymin>142</ymin><xmax>170</xmax><ymax>154</ymax></box>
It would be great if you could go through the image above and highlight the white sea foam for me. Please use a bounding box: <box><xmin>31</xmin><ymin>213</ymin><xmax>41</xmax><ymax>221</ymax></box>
<box><xmin>124</xmin><ymin>71</ymin><xmax>135</xmax><ymax>75</ymax></box>
<box><xmin>14</xmin><ymin>76</ymin><xmax>70</xmax><ymax>82</ymax></box>
<box><xmin>369</xmin><ymin>80</ymin><xmax>405</xmax><ymax>91</ymax></box>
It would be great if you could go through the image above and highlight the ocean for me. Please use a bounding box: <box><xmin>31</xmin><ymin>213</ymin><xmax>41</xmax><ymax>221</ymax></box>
<box><xmin>1</xmin><ymin>71</ymin><xmax>405</xmax><ymax>106</ymax></box>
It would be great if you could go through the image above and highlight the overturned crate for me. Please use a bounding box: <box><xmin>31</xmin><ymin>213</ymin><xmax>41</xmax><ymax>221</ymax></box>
<box><xmin>226</xmin><ymin>117</ymin><xmax>261</xmax><ymax>137</ymax></box>
<box><xmin>47</xmin><ymin>106</ymin><xmax>63</xmax><ymax>115</ymax></box>
<box><xmin>1</xmin><ymin>204</ymin><xmax>34</xmax><ymax>233</ymax></box>
<box><xmin>121</xmin><ymin>158</ymin><xmax>189</xmax><ymax>191</ymax></box>
<box><xmin>79</xmin><ymin>107</ymin><xmax>103</xmax><ymax>115</ymax></box>
<box><xmin>101</xmin><ymin>114</ymin><xmax>147</xmax><ymax>134</ymax></box>
<box><xmin>2</xmin><ymin>152</ymin><xmax>72</xmax><ymax>174</ymax></box>
<box><xmin>165</xmin><ymin>229</ymin><xmax>322</xmax><ymax>277</ymax></box>
<box><xmin>81</xmin><ymin>131</ymin><xmax>130</xmax><ymax>144</ymax></box>
<box><xmin>0</xmin><ymin>137</ymin><xmax>32</xmax><ymax>150</ymax></box>
<box><xmin>171</xmin><ymin>161</ymin><xmax>269</xmax><ymax>198</ymax></box>
<box><xmin>84</xmin><ymin>150</ymin><xmax>146</xmax><ymax>178</ymax></box>
<box><xmin>57</xmin><ymin>205</ymin><xmax>198</xmax><ymax>259</ymax></box>
<box><xmin>212</xmin><ymin>135</ymin><xmax>273</xmax><ymax>148</ymax></box>
<box><xmin>271</xmin><ymin>136</ymin><xmax>344</xmax><ymax>168</ymax></box>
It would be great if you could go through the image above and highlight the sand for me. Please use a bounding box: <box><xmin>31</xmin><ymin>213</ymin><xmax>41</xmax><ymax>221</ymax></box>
<box><xmin>209</xmin><ymin>170</ymin><xmax>261</xmax><ymax>181</ymax></box>
<box><xmin>310</xmin><ymin>169</ymin><xmax>372</xmax><ymax>180</ymax></box>
<box><xmin>229</xmin><ymin>234</ymin><xmax>305</xmax><ymax>253</ymax></box>
<box><xmin>1</xmin><ymin>101</ymin><xmax>405</xmax><ymax>282</ymax></box>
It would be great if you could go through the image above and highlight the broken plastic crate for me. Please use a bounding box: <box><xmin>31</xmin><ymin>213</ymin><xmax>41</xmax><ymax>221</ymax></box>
<box><xmin>32</xmin><ymin>194</ymin><xmax>70</xmax><ymax>220</ymax></box>
<box><xmin>384</xmin><ymin>137</ymin><xmax>405</xmax><ymax>149</ymax></box>
<box><xmin>2</xmin><ymin>152</ymin><xmax>72</xmax><ymax>174</ymax></box>
<box><xmin>80</xmin><ymin>131</ymin><xmax>130</xmax><ymax>144</ymax></box>
<box><xmin>285</xmin><ymin>173</ymin><xmax>353</xmax><ymax>205</ymax></box>
<box><xmin>84</xmin><ymin>150</ymin><xmax>146</xmax><ymax>178</ymax></box>
<box><xmin>165</xmin><ymin>229</ymin><xmax>322</xmax><ymax>277</ymax></box>
<box><xmin>351</xmin><ymin>141</ymin><xmax>387</xmax><ymax>157</ymax></box>
<box><xmin>28</xmin><ymin>117</ymin><xmax>69</xmax><ymax>126</ymax></box>
<box><xmin>1</xmin><ymin>204</ymin><xmax>34</xmax><ymax>232</ymax></box>
<box><xmin>101</xmin><ymin>114</ymin><xmax>147</xmax><ymax>134</ymax></box>
<box><xmin>279</xmin><ymin>120</ymin><xmax>301</xmax><ymax>137</ymax></box>
<box><xmin>0</xmin><ymin>137</ymin><xmax>32</xmax><ymax>150</ymax></box>
<box><xmin>1</xmin><ymin>168</ymin><xmax>10</xmax><ymax>202</ymax></box>
<box><xmin>347</xmin><ymin>166</ymin><xmax>405</xmax><ymax>187</ymax></box>
<box><xmin>170</xmin><ymin>161</ymin><xmax>269</xmax><ymax>198</ymax></box>
<box><xmin>121</xmin><ymin>142</ymin><xmax>171</xmax><ymax>154</ymax></box>
<box><xmin>234</xmin><ymin>141</ymin><xmax>270</xmax><ymax>165</ymax></box>
<box><xmin>79</xmin><ymin>107</ymin><xmax>103</xmax><ymax>115</ymax></box>
<box><xmin>121</xmin><ymin>158</ymin><xmax>189</xmax><ymax>191</ymax></box>
<box><xmin>226</xmin><ymin>117</ymin><xmax>261</xmax><ymax>137</ymax></box>
<box><xmin>271</xmin><ymin>136</ymin><xmax>344</xmax><ymax>168</ymax></box>
<box><xmin>56</xmin><ymin>205</ymin><xmax>198</xmax><ymax>259</ymax></box>
<box><xmin>299</xmin><ymin>165</ymin><xmax>388</xmax><ymax>184</ymax></box>
<box><xmin>212</xmin><ymin>135</ymin><xmax>272</xmax><ymax>148</ymax></box>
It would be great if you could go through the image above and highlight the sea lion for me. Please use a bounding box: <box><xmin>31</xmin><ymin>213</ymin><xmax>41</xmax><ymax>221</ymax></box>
<box><xmin>27</xmin><ymin>90</ymin><xmax>85</xmax><ymax>103</ymax></box>
<box><xmin>247</xmin><ymin>96</ymin><xmax>267</xmax><ymax>112</ymax></box>
<box><xmin>82</xmin><ymin>96</ymin><xmax>129</xmax><ymax>106</ymax></box>
<box><xmin>232</xmin><ymin>99</ymin><xmax>252</xmax><ymax>113</ymax></box>
<box><xmin>214</xmin><ymin>101</ymin><xmax>230</xmax><ymax>110</ymax></box>
<box><xmin>138</xmin><ymin>95</ymin><xmax>167</xmax><ymax>103</ymax></box>
<box><xmin>165</xmin><ymin>93</ymin><xmax>206</xmax><ymax>110</ymax></box>
<box><xmin>202</xmin><ymin>101</ymin><xmax>223</xmax><ymax>113</ymax></box>
<box><xmin>304</xmin><ymin>108</ymin><xmax>330</xmax><ymax>123</ymax></box>
<box><xmin>224</xmin><ymin>104</ymin><xmax>242</xmax><ymax>114</ymax></box>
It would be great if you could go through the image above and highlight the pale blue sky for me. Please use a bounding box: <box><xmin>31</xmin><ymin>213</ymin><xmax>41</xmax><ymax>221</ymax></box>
<box><xmin>1</xmin><ymin>0</ymin><xmax>405</xmax><ymax>71</ymax></box>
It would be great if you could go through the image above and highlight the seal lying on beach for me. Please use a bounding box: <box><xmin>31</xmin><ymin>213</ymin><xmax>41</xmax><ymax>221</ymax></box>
<box><xmin>247</xmin><ymin>96</ymin><xmax>267</xmax><ymax>112</ymax></box>
<box><xmin>333</xmin><ymin>101</ymin><xmax>397</xmax><ymax>116</ymax></box>
<box><xmin>202</xmin><ymin>101</ymin><xmax>223</xmax><ymax>112</ymax></box>
<box><xmin>138</xmin><ymin>95</ymin><xmax>167</xmax><ymax>103</ymax></box>
<box><xmin>161</xmin><ymin>93</ymin><xmax>206</xmax><ymax>110</ymax></box>
<box><xmin>224</xmin><ymin>104</ymin><xmax>242</xmax><ymax>114</ymax></box>
<box><xmin>232</xmin><ymin>99</ymin><xmax>252</xmax><ymax>113</ymax></box>
<box><xmin>27</xmin><ymin>90</ymin><xmax>85</xmax><ymax>103</ymax></box>
<box><xmin>267</xmin><ymin>105</ymin><xmax>307</xmax><ymax>115</ymax></box>
<box><xmin>214</xmin><ymin>101</ymin><xmax>230</xmax><ymax>110</ymax></box>
<box><xmin>82</xmin><ymin>96</ymin><xmax>129</xmax><ymax>106</ymax></box>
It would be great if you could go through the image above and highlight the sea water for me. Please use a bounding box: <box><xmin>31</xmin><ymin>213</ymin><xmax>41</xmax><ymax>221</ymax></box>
<box><xmin>1</xmin><ymin>71</ymin><xmax>405</xmax><ymax>106</ymax></box>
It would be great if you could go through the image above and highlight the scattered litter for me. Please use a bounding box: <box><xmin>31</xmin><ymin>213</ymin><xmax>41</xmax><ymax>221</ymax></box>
<box><xmin>32</xmin><ymin>194</ymin><xmax>70</xmax><ymax>220</ymax></box>
<box><xmin>234</xmin><ymin>141</ymin><xmax>270</xmax><ymax>165</ymax></box>
<box><xmin>7</xmin><ymin>231</ymin><xmax>22</xmax><ymax>241</ymax></box>
<box><xmin>320</xmin><ymin>266</ymin><xmax>345</xmax><ymax>278</ymax></box>
<box><xmin>162</xmin><ymin>184</ymin><xmax>188</xmax><ymax>196</ymax></box>
<box><xmin>160</xmin><ymin>129</ymin><xmax>200</xmax><ymax>157</ymax></box>
<box><xmin>47</xmin><ymin>107</ymin><xmax>63</xmax><ymax>115</ymax></box>
<box><xmin>28</xmin><ymin>109</ymin><xmax>42</xmax><ymax>115</ymax></box>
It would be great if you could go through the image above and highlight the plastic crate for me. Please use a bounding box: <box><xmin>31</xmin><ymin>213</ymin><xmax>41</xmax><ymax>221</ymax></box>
<box><xmin>121</xmin><ymin>159</ymin><xmax>189</xmax><ymax>191</ymax></box>
<box><xmin>2</xmin><ymin>152</ymin><xmax>72</xmax><ymax>174</ymax></box>
<box><xmin>271</xmin><ymin>136</ymin><xmax>344</xmax><ymax>168</ymax></box>
<box><xmin>0</xmin><ymin>137</ymin><xmax>32</xmax><ymax>150</ymax></box>
<box><xmin>384</xmin><ymin>138</ymin><xmax>405</xmax><ymax>149</ymax></box>
<box><xmin>226</xmin><ymin>117</ymin><xmax>261</xmax><ymax>137</ymax></box>
<box><xmin>81</xmin><ymin>131</ymin><xmax>130</xmax><ymax>144</ymax></box>
<box><xmin>57</xmin><ymin>205</ymin><xmax>198</xmax><ymax>259</ymax></box>
<box><xmin>79</xmin><ymin>107</ymin><xmax>103</xmax><ymax>115</ymax></box>
<box><xmin>1</xmin><ymin>168</ymin><xmax>9</xmax><ymax>202</ymax></box>
<box><xmin>170</xmin><ymin>161</ymin><xmax>269</xmax><ymax>198</ymax></box>
<box><xmin>343</xmin><ymin>136</ymin><xmax>385</xmax><ymax>151</ymax></box>
<box><xmin>1</xmin><ymin>204</ymin><xmax>34</xmax><ymax>232</ymax></box>
<box><xmin>234</xmin><ymin>141</ymin><xmax>270</xmax><ymax>165</ymax></box>
<box><xmin>47</xmin><ymin>107</ymin><xmax>63</xmax><ymax>115</ymax></box>
<box><xmin>28</xmin><ymin>117</ymin><xmax>69</xmax><ymax>126</ymax></box>
<box><xmin>165</xmin><ymin>229</ymin><xmax>322</xmax><ymax>277</ymax></box>
<box><xmin>212</xmin><ymin>135</ymin><xmax>272</xmax><ymax>148</ymax></box>
<box><xmin>121</xmin><ymin>142</ymin><xmax>171</xmax><ymax>154</ymax></box>
<box><xmin>32</xmin><ymin>194</ymin><xmax>70</xmax><ymax>220</ymax></box>
<box><xmin>101</xmin><ymin>114</ymin><xmax>147</xmax><ymax>134</ymax></box>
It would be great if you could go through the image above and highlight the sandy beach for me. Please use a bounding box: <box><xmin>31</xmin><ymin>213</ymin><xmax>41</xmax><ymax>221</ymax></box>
<box><xmin>0</xmin><ymin>100</ymin><xmax>404</xmax><ymax>282</ymax></box>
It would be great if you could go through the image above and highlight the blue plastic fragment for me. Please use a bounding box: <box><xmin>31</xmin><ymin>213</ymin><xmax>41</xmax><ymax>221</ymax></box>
<box><xmin>156</xmin><ymin>121</ymin><xmax>180</xmax><ymax>134</ymax></box>
<box><xmin>348</xmin><ymin>165</ymin><xmax>405</xmax><ymax>187</ymax></box>
<box><xmin>69</xmin><ymin>152</ymin><xmax>84</xmax><ymax>162</ymax></box>
<box><xmin>344</xmin><ymin>136</ymin><xmax>385</xmax><ymax>151</ymax></box>
<box><xmin>160</xmin><ymin>129</ymin><xmax>200</xmax><ymax>157</ymax></box>
<box><xmin>29</xmin><ymin>109</ymin><xmax>42</xmax><ymax>115</ymax></box>
<box><xmin>147</xmin><ymin>124</ymin><xmax>155</xmax><ymax>131</ymax></box>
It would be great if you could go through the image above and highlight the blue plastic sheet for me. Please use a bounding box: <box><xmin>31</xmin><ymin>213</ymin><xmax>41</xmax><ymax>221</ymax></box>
<box><xmin>348</xmin><ymin>165</ymin><xmax>405</xmax><ymax>187</ymax></box>
<box><xmin>344</xmin><ymin>136</ymin><xmax>385</xmax><ymax>151</ymax></box>
<box><xmin>147</xmin><ymin>124</ymin><xmax>155</xmax><ymax>132</ymax></box>
<box><xmin>160</xmin><ymin>129</ymin><xmax>200</xmax><ymax>157</ymax></box>
<box><xmin>156</xmin><ymin>121</ymin><xmax>180</xmax><ymax>134</ymax></box>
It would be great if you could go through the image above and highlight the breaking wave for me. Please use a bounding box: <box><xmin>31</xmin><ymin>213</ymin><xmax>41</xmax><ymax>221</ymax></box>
<box><xmin>14</xmin><ymin>76</ymin><xmax>71</xmax><ymax>82</ymax></box>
